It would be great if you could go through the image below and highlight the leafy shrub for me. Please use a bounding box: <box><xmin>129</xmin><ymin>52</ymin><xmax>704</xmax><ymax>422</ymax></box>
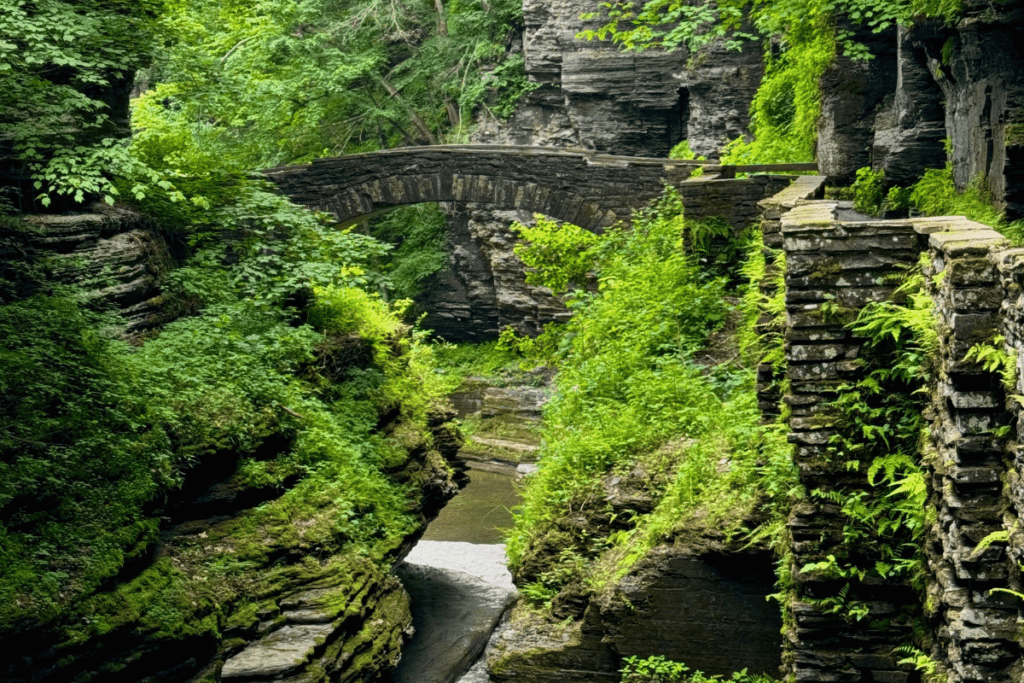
<box><xmin>510</xmin><ymin>215</ymin><xmax>601</xmax><ymax>295</ymax></box>
<box><xmin>368</xmin><ymin>203</ymin><xmax>448</xmax><ymax>300</ymax></box>
<box><xmin>721</xmin><ymin>24</ymin><xmax>834</xmax><ymax>165</ymax></box>
<box><xmin>852</xmin><ymin>166</ymin><xmax>886</xmax><ymax>215</ymax></box>
<box><xmin>909</xmin><ymin>165</ymin><xmax>1024</xmax><ymax>240</ymax></box>
<box><xmin>620</xmin><ymin>655</ymin><xmax>778</xmax><ymax>683</ymax></box>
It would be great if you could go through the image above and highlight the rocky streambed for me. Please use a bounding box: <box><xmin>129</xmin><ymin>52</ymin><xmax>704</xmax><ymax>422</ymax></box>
<box><xmin>384</xmin><ymin>376</ymin><xmax>545</xmax><ymax>683</ymax></box>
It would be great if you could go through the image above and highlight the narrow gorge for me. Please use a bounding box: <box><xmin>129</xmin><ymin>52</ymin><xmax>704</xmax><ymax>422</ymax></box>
<box><xmin>2</xmin><ymin>1</ymin><xmax>1024</xmax><ymax>683</ymax></box>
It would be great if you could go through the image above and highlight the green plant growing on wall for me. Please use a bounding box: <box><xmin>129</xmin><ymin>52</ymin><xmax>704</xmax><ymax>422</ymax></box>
<box><xmin>852</xmin><ymin>166</ymin><xmax>886</xmax><ymax>215</ymax></box>
<box><xmin>0</xmin><ymin>0</ymin><xmax>164</xmax><ymax>207</ymax></box>
<box><xmin>962</xmin><ymin>335</ymin><xmax>1018</xmax><ymax>394</ymax></box>
<box><xmin>799</xmin><ymin>265</ymin><xmax>938</xmax><ymax>619</ymax></box>
<box><xmin>620</xmin><ymin>655</ymin><xmax>779</xmax><ymax>683</ymax></box>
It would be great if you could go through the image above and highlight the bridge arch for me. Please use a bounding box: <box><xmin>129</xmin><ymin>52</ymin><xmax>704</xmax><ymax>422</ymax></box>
<box><xmin>326</xmin><ymin>174</ymin><xmax>615</xmax><ymax>231</ymax></box>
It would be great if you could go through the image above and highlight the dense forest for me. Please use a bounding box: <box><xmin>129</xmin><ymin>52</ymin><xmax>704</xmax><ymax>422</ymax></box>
<box><xmin>2</xmin><ymin>0</ymin><xmax>1023</xmax><ymax>682</ymax></box>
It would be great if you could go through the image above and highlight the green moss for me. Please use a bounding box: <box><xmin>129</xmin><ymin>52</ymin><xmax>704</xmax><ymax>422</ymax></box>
<box><xmin>808</xmin><ymin>259</ymin><xmax>842</xmax><ymax>282</ymax></box>
<box><xmin>221</xmin><ymin>637</ymin><xmax>247</xmax><ymax>651</ymax></box>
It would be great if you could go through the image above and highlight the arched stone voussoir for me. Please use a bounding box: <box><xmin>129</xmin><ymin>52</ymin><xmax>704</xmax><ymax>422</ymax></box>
<box><xmin>317</xmin><ymin>171</ymin><xmax>611</xmax><ymax>229</ymax></box>
<box><xmin>263</xmin><ymin>146</ymin><xmax>789</xmax><ymax>233</ymax></box>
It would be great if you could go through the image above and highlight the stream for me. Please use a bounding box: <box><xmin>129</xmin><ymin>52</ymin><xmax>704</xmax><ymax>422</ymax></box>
<box><xmin>389</xmin><ymin>380</ymin><xmax>544</xmax><ymax>683</ymax></box>
<box><xmin>390</xmin><ymin>462</ymin><xmax>522</xmax><ymax>683</ymax></box>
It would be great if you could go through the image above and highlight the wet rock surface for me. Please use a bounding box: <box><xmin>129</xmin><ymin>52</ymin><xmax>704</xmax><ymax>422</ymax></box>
<box><xmin>392</xmin><ymin>542</ymin><xmax>517</xmax><ymax>683</ymax></box>
<box><xmin>486</xmin><ymin>543</ymin><xmax>782</xmax><ymax>683</ymax></box>
<box><xmin>871</xmin><ymin>24</ymin><xmax>949</xmax><ymax>186</ymax></box>
<box><xmin>816</xmin><ymin>22</ymin><xmax>899</xmax><ymax>184</ymax></box>
<box><xmin>222</xmin><ymin>624</ymin><xmax>337</xmax><ymax>679</ymax></box>
<box><xmin>450</xmin><ymin>377</ymin><xmax>547</xmax><ymax>465</ymax></box>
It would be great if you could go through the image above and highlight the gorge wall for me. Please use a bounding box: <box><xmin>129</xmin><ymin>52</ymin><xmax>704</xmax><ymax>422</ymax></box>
<box><xmin>818</xmin><ymin>0</ymin><xmax>1024</xmax><ymax>210</ymax></box>
<box><xmin>421</xmin><ymin>0</ymin><xmax>766</xmax><ymax>341</ymax></box>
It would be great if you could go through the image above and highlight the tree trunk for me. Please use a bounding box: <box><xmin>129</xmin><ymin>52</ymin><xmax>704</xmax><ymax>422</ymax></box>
<box><xmin>379</xmin><ymin>77</ymin><xmax>437</xmax><ymax>145</ymax></box>
<box><xmin>445</xmin><ymin>99</ymin><xmax>460</xmax><ymax>127</ymax></box>
<box><xmin>434</xmin><ymin>0</ymin><xmax>447</xmax><ymax>36</ymax></box>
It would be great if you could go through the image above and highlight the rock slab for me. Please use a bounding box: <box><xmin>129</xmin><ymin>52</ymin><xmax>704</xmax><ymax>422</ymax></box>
<box><xmin>392</xmin><ymin>542</ymin><xmax>517</xmax><ymax>683</ymax></box>
<box><xmin>221</xmin><ymin>624</ymin><xmax>335</xmax><ymax>679</ymax></box>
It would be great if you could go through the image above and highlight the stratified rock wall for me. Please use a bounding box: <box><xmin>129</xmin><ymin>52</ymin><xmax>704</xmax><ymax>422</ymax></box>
<box><xmin>817</xmin><ymin>22</ymin><xmax>899</xmax><ymax>183</ymax></box>
<box><xmin>486</xmin><ymin>547</ymin><xmax>782</xmax><ymax>682</ymax></box>
<box><xmin>426</xmin><ymin>0</ymin><xmax>764</xmax><ymax>340</ymax></box>
<box><xmin>924</xmin><ymin>0</ymin><xmax>1024</xmax><ymax>218</ymax></box>
<box><xmin>11</xmin><ymin>204</ymin><xmax>181</xmax><ymax>334</ymax></box>
<box><xmin>871</xmin><ymin>24</ymin><xmax>949</xmax><ymax>185</ymax></box>
<box><xmin>513</xmin><ymin>0</ymin><xmax>763</xmax><ymax>158</ymax></box>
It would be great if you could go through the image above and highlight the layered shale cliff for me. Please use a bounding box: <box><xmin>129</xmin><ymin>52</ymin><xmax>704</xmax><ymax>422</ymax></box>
<box><xmin>420</xmin><ymin>0</ymin><xmax>765</xmax><ymax>340</ymax></box>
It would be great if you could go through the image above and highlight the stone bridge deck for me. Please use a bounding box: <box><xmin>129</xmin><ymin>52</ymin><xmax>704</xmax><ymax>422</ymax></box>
<box><xmin>263</xmin><ymin>145</ymin><xmax>796</xmax><ymax>230</ymax></box>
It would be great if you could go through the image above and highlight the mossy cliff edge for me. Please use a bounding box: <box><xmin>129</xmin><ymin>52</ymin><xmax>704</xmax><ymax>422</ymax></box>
<box><xmin>0</xmin><ymin>206</ymin><xmax>468</xmax><ymax>683</ymax></box>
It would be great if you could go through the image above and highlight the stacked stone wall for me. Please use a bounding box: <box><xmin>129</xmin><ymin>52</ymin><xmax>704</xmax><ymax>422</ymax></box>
<box><xmin>778</xmin><ymin>201</ymin><xmax>924</xmax><ymax>683</ymax></box>
<box><xmin>923</xmin><ymin>220</ymin><xmax>1020</xmax><ymax>683</ymax></box>
<box><xmin>761</xmin><ymin>177</ymin><xmax>1024</xmax><ymax>682</ymax></box>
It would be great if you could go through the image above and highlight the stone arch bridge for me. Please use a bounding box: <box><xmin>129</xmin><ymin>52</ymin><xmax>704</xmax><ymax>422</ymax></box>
<box><xmin>263</xmin><ymin>144</ymin><xmax>799</xmax><ymax>230</ymax></box>
<box><xmin>264</xmin><ymin>145</ymin><xmax>805</xmax><ymax>339</ymax></box>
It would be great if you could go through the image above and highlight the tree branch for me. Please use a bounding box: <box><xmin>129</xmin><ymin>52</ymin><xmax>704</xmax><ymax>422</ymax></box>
<box><xmin>378</xmin><ymin>76</ymin><xmax>437</xmax><ymax>145</ymax></box>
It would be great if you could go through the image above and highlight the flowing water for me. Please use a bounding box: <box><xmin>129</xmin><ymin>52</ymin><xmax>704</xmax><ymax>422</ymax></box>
<box><xmin>423</xmin><ymin>462</ymin><xmax>522</xmax><ymax>544</ymax></box>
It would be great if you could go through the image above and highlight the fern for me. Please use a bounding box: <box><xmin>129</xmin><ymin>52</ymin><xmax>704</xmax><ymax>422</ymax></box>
<box><xmin>962</xmin><ymin>335</ymin><xmax>1018</xmax><ymax>393</ymax></box>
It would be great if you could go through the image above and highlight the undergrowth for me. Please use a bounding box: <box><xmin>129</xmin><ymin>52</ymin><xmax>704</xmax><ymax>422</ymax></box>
<box><xmin>0</xmin><ymin>182</ymin><xmax>453</xmax><ymax>649</ymax></box>
<box><xmin>621</xmin><ymin>654</ymin><xmax>778</xmax><ymax>683</ymax></box>
<box><xmin>502</xmin><ymin>188</ymin><xmax>800</xmax><ymax>609</ymax></box>
<box><xmin>850</xmin><ymin>150</ymin><xmax>1024</xmax><ymax>242</ymax></box>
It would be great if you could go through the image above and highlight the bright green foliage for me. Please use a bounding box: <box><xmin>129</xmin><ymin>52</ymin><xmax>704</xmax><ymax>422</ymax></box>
<box><xmin>909</xmin><ymin>165</ymin><xmax>1024</xmax><ymax>242</ymax></box>
<box><xmin>852</xmin><ymin>166</ymin><xmax>887</xmax><ymax>214</ymax></box>
<box><xmin>962</xmin><ymin>335</ymin><xmax>1017</xmax><ymax>394</ymax></box>
<box><xmin>0</xmin><ymin>279</ymin><xmax>449</xmax><ymax>631</ymax></box>
<box><xmin>511</xmin><ymin>215</ymin><xmax>601</xmax><ymax>295</ymax></box>
<box><xmin>3</xmin><ymin>0</ymin><xmax>531</xmax><ymax>207</ymax></box>
<box><xmin>620</xmin><ymin>654</ymin><xmax>779</xmax><ymax>683</ymax></box>
<box><xmin>367</xmin><ymin>203</ymin><xmax>449</xmax><ymax>300</ymax></box>
<box><xmin>0</xmin><ymin>184</ymin><xmax>449</xmax><ymax>644</ymax></box>
<box><xmin>578</xmin><ymin>0</ymin><xmax>959</xmax><ymax>56</ymax></box>
<box><xmin>131</xmin><ymin>0</ymin><xmax>528</xmax><ymax>176</ymax></box>
<box><xmin>504</xmin><ymin>190</ymin><xmax>799</xmax><ymax>596</ymax></box>
<box><xmin>0</xmin><ymin>0</ymin><xmax>162</xmax><ymax>206</ymax></box>
<box><xmin>578</xmin><ymin>0</ymin><xmax>964</xmax><ymax>169</ymax></box>
<box><xmin>668</xmin><ymin>140</ymin><xmax>700</xmax><ymax>160</ymax></box>
<box><xmin>721</xmin><ymin>22</ymin><xmax>834</xmax><ymax>165</ymax></box>
<box><xmin>850</xmin><ymin>156</ymin><xmax>1024</xmax><ymax>239</ymax></box>
<box><xmin>893</xmin><ymin>645</ymin><xmax>943</xmax><ymax>683</ymax></box>
<box><xmin>0</xmin><ymin>297</ymin><xmax>164</xmax><ymax>627</ymax></box>
<box><xmin>123</xmin><ymin>174</ymin><xmax>395</xmax><ymax>316</ymax></box>
<box><xmin>851</xmin><ymin>165</ymin><xmax>914</xmax><ymax>216</ymax></box>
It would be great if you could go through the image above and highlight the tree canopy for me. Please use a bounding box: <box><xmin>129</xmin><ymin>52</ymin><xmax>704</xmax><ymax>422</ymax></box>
<box><xmin>1</xmin><ymin>0</ymin><xmax>530</xmax><ymax>210</ymax></box>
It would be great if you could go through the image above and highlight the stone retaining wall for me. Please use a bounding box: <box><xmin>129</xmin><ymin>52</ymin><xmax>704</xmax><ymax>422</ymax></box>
<box><xmin>762</xmin><ymin>179</ymin><xmax>1024</xmax><ymax>682</ymax></box>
